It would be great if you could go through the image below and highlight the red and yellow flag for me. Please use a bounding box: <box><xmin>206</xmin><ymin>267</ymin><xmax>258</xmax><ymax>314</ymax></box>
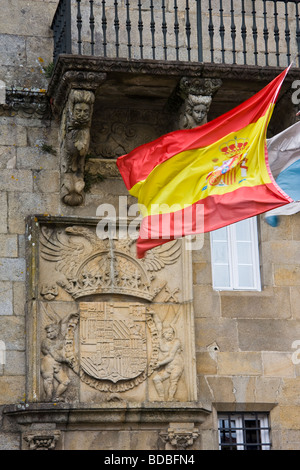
<box><xmin>117</xmin><ymin>67</ymin><xmax>293</xmax><ymax>258</ymax></box>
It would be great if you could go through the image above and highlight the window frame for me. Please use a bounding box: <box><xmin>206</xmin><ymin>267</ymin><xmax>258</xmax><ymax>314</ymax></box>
<box><xmin>218</xmin><ymin>412</ymin><xmax>271</xmax><ymax>451</ymax></box>
<box><xmin>210</xmin><ymin>217</ymin><xmax>261</xmax><ymax>291</ymax></box>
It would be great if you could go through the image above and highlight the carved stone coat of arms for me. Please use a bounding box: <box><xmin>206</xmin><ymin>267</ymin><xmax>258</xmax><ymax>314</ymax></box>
<box><xmin>26</xmin><ymin>216</ymin><xmax>197</xmax><ymax>405</ymax></box>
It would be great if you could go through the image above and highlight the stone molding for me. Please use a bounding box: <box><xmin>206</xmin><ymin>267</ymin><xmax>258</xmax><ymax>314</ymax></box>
<box><xmin>0</xmin><ymin>89</ymin><xmax>51</xmax><ymax>119</ymax></box>
<box><xmin>48</xmin><ymin>55</ymin><xmax>297</xmax><ymax>116</ymax></box>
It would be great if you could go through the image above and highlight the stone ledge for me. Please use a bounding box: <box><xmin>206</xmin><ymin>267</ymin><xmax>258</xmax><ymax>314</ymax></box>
<box><xmin>47</xmin><ymin>55</ymin><xmax>298</xmax><ymax>118</ymax></box>
<box><xmin>3</xmin><ymin>402</ymin><xmax>211</xmax><ymax>426</ymax></box>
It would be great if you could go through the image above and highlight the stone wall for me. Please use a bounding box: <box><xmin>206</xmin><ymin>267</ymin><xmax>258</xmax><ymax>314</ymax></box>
<box><xmin>0</xmin><ymin>0</ymin><xmax>300</xmax><ymax>451</ymax></box>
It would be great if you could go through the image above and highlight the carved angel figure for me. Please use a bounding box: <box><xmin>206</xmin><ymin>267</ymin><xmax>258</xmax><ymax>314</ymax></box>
<box><xmin>152</xmin><ymin>316</ymin><xmax>184</xmax><ymax>401</ymax></box>
<box><xmin>40</xmin><ymin>303</ymin><xmax>78</xmax><ymax>402</ymax></box>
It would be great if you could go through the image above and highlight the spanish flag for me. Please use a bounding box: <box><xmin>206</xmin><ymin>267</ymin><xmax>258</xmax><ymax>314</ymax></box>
<box><xmin>117</xmin><ymin>67</ymin><xmax>293</xmax><ymax>258</ymax></box>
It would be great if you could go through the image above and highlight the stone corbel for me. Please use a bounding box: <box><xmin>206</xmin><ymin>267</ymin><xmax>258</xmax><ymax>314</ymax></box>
<box><xmin>23</xmin><ymin>430</ymin><xmax>61</xmax><ymax>450</ymax></box>
<box><xmin>60</xmin><ymin>88</ymin><xmax>95</xmax><ymax>206</ymax></box>
<box><xmin>178</xmin><ymin>77</ymin><xmax>222</xmax><ymax>129</ymax></box>
<box><xmin>160</xmin><ymin>423</ymin><xmax>200</xmax><ymax>450</ymax></box>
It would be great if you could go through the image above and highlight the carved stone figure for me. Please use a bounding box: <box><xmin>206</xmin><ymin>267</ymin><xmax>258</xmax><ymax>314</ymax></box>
<box><xmin>152</xmin><ymin>317</ymin><xmax>184</xmax><ymax>401</ymax></box>
<box><xmin>40</xmin><ymin>304</ymin><xmax>78</xmax><ymax>402</ymax></box>
<box><xmin>60</xmin><ymin>89</ymin><xmax>95</xmax><ymax>206</ymax></box>
<box><xmin>40</xmin><ymin>283</ymin><xmax>58</xmax><ymax>301</ymax></box>
<box><xmin>178</xmin><ymin>77</ymin><xmax>222</xmax><ymax>130</ymax></box>
<box><xmin>24</xmin><ymin>431</ymin><xmax>61</xmax><ymax>451</ymax></box>
<box><xmin>160</xmin><ymin>424</ymin><xmax>199</xmax><ymax>450</ymax></box>
<box><xmin>179</xmin><ymin>94</ymin><xmax>212</xmax><ymax>129</ymax></box>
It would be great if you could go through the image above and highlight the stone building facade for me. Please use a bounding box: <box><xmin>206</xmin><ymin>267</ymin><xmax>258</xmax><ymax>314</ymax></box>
<box><xmin>0</xmin><ymin>0</ymin><xmax>300</xmax><ymax>451</ymax></box>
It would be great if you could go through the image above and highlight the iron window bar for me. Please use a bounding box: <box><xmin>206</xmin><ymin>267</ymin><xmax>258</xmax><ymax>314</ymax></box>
<box><xmin>218</xmin><ymin>412</ymin><xmax>271</xmax><ymax>450</ymax></box>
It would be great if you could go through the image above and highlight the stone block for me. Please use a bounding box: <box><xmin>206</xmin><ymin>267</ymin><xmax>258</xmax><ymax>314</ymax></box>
<box><xmin>0</xmin><ymin>193</ymin><xmax>8</xmax><ymax>234</ymax></box>
<box><xmin>0</xmin><ymin>34</ymin><xmax>26</xmax><ymax>67</ymax></box>
<box><xmin>33</xmin><ymin>170</ymin><xmax>60</xmax><ymax>193</ymax></box>
<box><xmin>13</xmin><ymin>282</ymin><xmax>25</xmax><ymax>316</ymax></box>
<box><xmin>0</xmin><ymin>315</ymin><xmax>25</xmax><ymax>350</ymax></box>
<box><xmin>0</xmin><ymin>432</ymin><xmax>20</xmax><ymax>450</ymax></box>
<box><xmin>253</xmin><ymin>377</ymin><xmax>282</xmax><ymax>404</ymax></box>
<box><xmin>218</xmin><ymin>352</ymin><xmax>263</xmax><ymax>376</ymax></box>
<box><xmin>220</xmin><ymin>287</ymin><xmax>291</xmax><ymax>319</ymax></box>
<box><xmin>193</xmin><ymin>285</ymin><xmax>221</xmax><ymax>318</ymax></box>
<box><xmin>231</xmin><ymin>376</ymin><xmax>257</xmax><ymax>404</ymax></box>
<box><xmin>291</xmin><ymin>213</ymin><xmax>300</xmax><ymax>240</ymax></box>
<box><xmin>274</xmin><ymin>264</ymin><xmax>300</xmax><ymax>286</ymax></box>
<box><xmin>278</xmin><ymin>406</ymin><xmax>300</xmax><ymax>430</ymax></box>
<box><xmin>0</xmin><ymin>146</ymin><xmax>16</xmax><ymax>169</ymax></box>
<box><xmin>0</xmin><ymin>234</ymin><xmax>18</xmax><ymax>257</ymax></box>
<box><xmin>3</xmin><ymin>350</ymin><xmax>25</xmax><ymax>376</ymax></box>
<box><xmin>262</xmin><ymin>240</ymin><xmax>300</xmax><ymax>265</ymax></box>
<box><xmin>196</xmin><ymin>352</ymin><xmax>218</xmax><ymax>375</ymax></box>
<box><xmin>0</xmin><ymin>376</ymin><xmax>25</xmax><ymax>405</ymax></box>
<box><xmin>238</xmin><ymin>319</ymin><xmax>300</xmax><ymax>351</ymax></box>
<box><xmin>0</xmin><ymin>0</ymin><xmax>57</xmax><ymax>37</ymax></box>
<box><xmin>0</xmin><ymin>80</ymin><xmax>5</xmax><ymax>105</ymax></box>
<box><xmin>0</xmin><ymin>258</ymin><xmax>25</xmax><ymax>282</ymax></box>
<box><xmin>262</xmin><ymin>352</ymin><xmax>295</xmax><ymax>378</ymax></box>
<box><xmin>0</xmin><ymin>281</ymin><xmax>13</xmax><ymax>315</ymax></box>
<box><xmin>290</xmin><ymin>287</ymin><xmax>300</xmax><ymax>319</ymax></box>
<box><xmin>195</xmin><ymin>317</ymin><xmax>239</xmax><ymax>352</ymax></box>
<box><xmin>0</xmin><ymin>123</ymin><xmax>27</xmax><ymax>147</ymax></box>
<box><xmin>206</xmin><ymin>376</ymin><xmax>236</xmax><ymax>403</ymax></box>
<box><xmin>8</xmin><ymin>192</ymin><xmax>60</xmax><ymax>234</ymax></box>
<box><xmin>16</xmin><ymin>146</ymin><xmax>58</xmax><ymax>170</ymax></box>
<box><xmin>0</xmin><ymin>170</ymin><xmax>33</xmax><ymax>192</ymax></box>
<box><xmin>192</xmin><ymin>262</ymin><xmax>212</xmax><ymax>285</ymax></box>
<box><xmin>277</xmin><ymin>378</ymin><xmax>300</xmax><ymax>406</ymax></box>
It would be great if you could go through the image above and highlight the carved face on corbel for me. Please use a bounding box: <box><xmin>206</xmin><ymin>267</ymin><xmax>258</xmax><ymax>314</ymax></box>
<box><xmin>180</xmin><ymin>94</ymin><xmax>212</xmax><ymax>129</ymax></box>
<box><xmin>72</xmin><ymin>102</ymin><xmax>92</xmax><ymax>127</ymax></box>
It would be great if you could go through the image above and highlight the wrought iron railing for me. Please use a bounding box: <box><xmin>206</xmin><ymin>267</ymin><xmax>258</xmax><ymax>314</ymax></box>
<box><xmin>51</xmin><ymin>0</ymin><xmax>300</xmax><ymax>67</ymax></box>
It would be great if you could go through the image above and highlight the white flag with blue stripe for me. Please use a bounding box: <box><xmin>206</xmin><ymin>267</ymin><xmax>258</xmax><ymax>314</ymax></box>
<box><xmin>265</xmin><ymin>121</ymin><xmax>300</xmax><ymax>226</ymax></box>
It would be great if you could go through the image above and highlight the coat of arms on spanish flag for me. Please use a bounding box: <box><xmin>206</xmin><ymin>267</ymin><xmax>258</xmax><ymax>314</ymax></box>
<box><xmin>117</xmin><ymin>66</ymin><xmax>293</xmax><ymax>259</ymax></box>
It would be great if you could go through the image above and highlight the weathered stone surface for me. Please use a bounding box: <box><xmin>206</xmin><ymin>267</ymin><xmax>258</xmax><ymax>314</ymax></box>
<box><xmin>0</xmin><ymin>432</ymin><xmax>20</xmax><ymax>450</ymax></box>
<box><xmin>8</xmin><ymin>192</ymin><xmax>60</xmax><ymax>234</ymax></box>
<box><xmin>218</xmin><ymin>352</ymin><xmax>263</xmax><ymax>376</ymax></box>
<box><xmin>0</xmin><ymin>376</ymin><xmax>25</xmax><ymax>405</ymax></box>
<box><xmin>0</xmin><ymin>235</ymin><xmax>18</xmax><ymax>258</ymax></box>
<box><xmin>0</xmin><ymin>258</ymin><xmax>25</xmax><ymax>282</ymax></box>
<box><xmin>0</xmin><ymin>35</ymin><xmax>26</xmax><ymax>67</ymax></box>
<box><xmin>195</xmin><ymin>318</ymin><xmax>239</xmax><ymax>352</ymax></box>
<box><xmin>13</xmin><ymin>282</ymin><xmax>25</xmax><ymax>316</ymax></box>
<box><xmin>220</xmin><ymin>287</ymin><xmax>292</xmax><ymax>319</ymax></box>
<box><xmin>238</xmin><ymin>319</ymin><xmax>300</xmax><ymax>352</ymax></box>
<box><xmin>193</xmin><ymin>285</ymin><xmax>221</xmax><ymax>318</ymax></box>
<box><xmin>33</xmin><ymin>170</ymin><xmax>60</xmax><ymax>193</ymax></box>
<box><xmin>0</xmin><ymin>193</ymin><xmax>8</xmax><ymax>234</ymax></box>
<box><xmin>0</xmin><ymin>123</ymin><xmax>27</xmax><ymax>147</ymax></box>
<box><xmin>0</xmin><ymin>315</ymin><xmax>25</xmax><ymax>350</ymax></box>
<box><xmin>0</xmin><ymin>281</ymin><xmax>13</xmax><ymax>316</ymax></box>
<box><xmin>262</xmin><ymin>352</ymin><xmax>295</xmax><ymax>378</ymax></box>
<box><xmin>274</xmin><ymin>264</ymin><xmax>300</xmax><ymax>286</ymax></box>
<box><xmin>196</xmin><ymin>352</ymin><xmax>218</xmax><ymax>375</ymax></box>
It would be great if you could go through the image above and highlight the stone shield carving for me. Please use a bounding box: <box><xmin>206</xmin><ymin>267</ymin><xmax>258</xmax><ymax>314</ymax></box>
<box><xmin>28</xmin><ymin>217</ymin><xmax>197</xmax><ymax>403</ymax></box>
<box><xmin>76</xmin><ymin>301</ymin><xmax>159</xmax><ymax>391</ymax></box>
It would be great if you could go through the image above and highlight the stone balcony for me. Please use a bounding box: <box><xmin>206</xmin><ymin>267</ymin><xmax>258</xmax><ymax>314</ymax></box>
<box><xmin>47</xmin><ymin>0</ymin><xmax>300</xmax><ymax>206</ymax></box>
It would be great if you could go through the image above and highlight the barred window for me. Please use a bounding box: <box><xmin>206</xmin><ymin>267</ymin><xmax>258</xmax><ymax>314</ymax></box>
<box><xmin>218</xmin><ymin>413</ymin><xmax>271</xmax><ymax>450</ymax></box>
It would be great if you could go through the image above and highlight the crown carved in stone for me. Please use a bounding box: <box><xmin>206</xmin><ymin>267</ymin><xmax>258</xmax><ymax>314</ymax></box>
<box><xmin>40</xmin><ymin>225</ymin><xmax>181</xmax><ymax>301</ymax></box>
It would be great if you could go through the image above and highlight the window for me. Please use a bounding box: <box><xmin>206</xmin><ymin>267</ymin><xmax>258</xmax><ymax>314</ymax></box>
<box><xmin>210</xmin><ymin>217</ymin><xmax>261</xmax><ymax>291</ymax></box>
<box><xmin>218</xmin><ymin>413</ymin><xmax>271</xmax><ymax>450</ymax></box>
